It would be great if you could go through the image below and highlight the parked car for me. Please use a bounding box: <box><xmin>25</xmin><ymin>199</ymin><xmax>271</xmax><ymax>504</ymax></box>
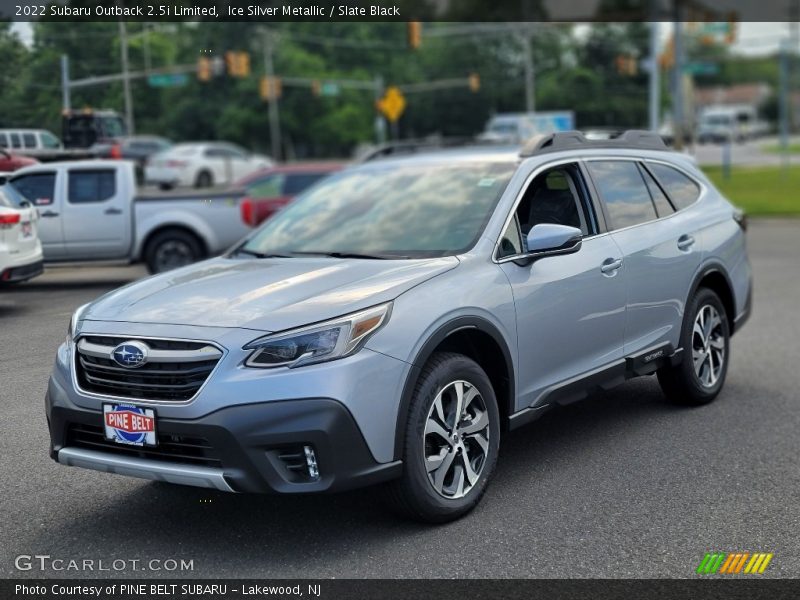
<box><xmin>0</xmin><ymin>186</ymin><xmax>43</xmax><ymax>283</ymax></box>
<box><xmin>237</xmin><ymin>162</ymin><xmax>345</xmax><ymax>227</ymax></box>
<box><xmin>0</xmin><ymin>148</ymin><xmax>39</xmax><ymax>172</ymax></box>
<box><xmin>697</xmin><ymin>105</ymin><xmax>770</xmax><ymax>144</ymax></box>
<box><xmin>0</xmin><ymin>129</ymin><xmax>63</xmax><ymax>152</ymax></box>
<box><xmin>146</xmin><ymin>142</ymin><xmax>273</xmax><ymax>190</ymax></box>
<box><xmin>47</xmin><ymin>131</ymin><xmax>751</xmax><ymax>522</ymax></box>
<box><xmin>90</xmin><ymin>135</ymin><xmax>172</xmax><ymax>184</ymax></box>
<box><xmin>6</xmin><ymin>160</ymin><xmax>250</xmax><ymax>273</ymax></box>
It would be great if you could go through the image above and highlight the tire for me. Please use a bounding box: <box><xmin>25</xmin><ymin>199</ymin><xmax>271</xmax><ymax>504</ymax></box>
<box><xmin>386</xmin><ymin>352</ymin><xmax>500</xmax><ymax>523</ymax></box>
<box><xmin>195</xmin><ymin>170</ymin><xmax>213</xmax><ymax>188</ymax></box>
<box><xmin>144</xmin><ymin>229</ymin><xmax>203</xmax><ymax>274</ymax></box>
<box><xmin>658</xmin><ymin>287</ymin><xmax>730</xmax><ymax>406</ymax></box>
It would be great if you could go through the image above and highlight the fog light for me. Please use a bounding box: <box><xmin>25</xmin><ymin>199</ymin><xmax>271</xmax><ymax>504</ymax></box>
<box><xmin>303</xmin><ymin>445</ymin><xmax>320</xmax><ymax>480</ymax></box>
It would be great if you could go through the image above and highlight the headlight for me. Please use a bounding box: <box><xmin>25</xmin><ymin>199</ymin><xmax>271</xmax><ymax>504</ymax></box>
<box><xmin>67</xmin><ymin>303</ymin><xmax>90</xmax><ymax>344</ymax></box>
<box><xmin>244</xmin><ymin>302</ymin><xmax>392</xmax><ymax>369</ymax></box>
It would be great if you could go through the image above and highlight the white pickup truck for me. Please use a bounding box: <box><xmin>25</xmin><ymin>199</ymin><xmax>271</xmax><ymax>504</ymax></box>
<box><xmin>4</xmin><ymin>160</ymin><xmax>251</xmax><ymax>273</ymax></box>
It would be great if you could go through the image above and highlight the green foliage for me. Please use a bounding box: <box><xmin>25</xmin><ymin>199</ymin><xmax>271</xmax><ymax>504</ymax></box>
<box><xmin>704</xmin><ymin>166</ymin><xmax>800</xmax><ymax>215</ymax></box>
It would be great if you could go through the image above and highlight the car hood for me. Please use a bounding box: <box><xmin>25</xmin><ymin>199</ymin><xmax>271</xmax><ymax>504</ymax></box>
<box><xmin>84</xmin><ymin>256</ymin><xmax>459</xmax><ymax>332</ymax></box>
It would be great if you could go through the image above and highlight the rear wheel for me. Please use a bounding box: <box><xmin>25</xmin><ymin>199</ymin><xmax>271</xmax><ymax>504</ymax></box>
<box><xmin>144</xmin><ymin>229</ymin><xmax>203</xmax><ymax>274</ymax></box>
<box><xmin>195</xmin><ymin>170</ymin><xmax>213</xmax><ymax>188</ymax></box>
<box><xmin>386</xmin><ymin>352</ymin><xmax>500</xmax><ymax>523</ymax></box>
<box><xmin>658</xmin><ymin>287</ymin><xmax>730</xmax><ymax>405</ymax></box>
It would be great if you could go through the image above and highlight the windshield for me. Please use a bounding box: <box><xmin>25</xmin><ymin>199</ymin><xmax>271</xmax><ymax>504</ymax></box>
<box><xmin>101</xmin><ymin>116</ymin><xmax>127</xmax><ymax>138</ymax></box>
<box><xmin>240</xmin><ymin>161</ymin><xmax>515</xmax><ymax>258</ymax></box>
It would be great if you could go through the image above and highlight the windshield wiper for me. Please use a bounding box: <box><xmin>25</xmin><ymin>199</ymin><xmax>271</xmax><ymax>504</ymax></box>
<box><xmin>290</xmin><ymin>251</ymin><xmax>408</xmax><ymax>260</ymax></box>
<box><xmin>234</xmin><ymin>248</ymin><xmax>294</xmax><ymax>259</ymax></box>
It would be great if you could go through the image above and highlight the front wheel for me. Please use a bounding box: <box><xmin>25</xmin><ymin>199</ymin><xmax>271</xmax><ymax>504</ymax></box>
<box><xmin>658</xmin><ymin>287</ymin><xmax>730</xmax><ymax>405</ymax></box>
<box><xmin>386</xmin><ymin>352</ymin><xmax>500</xmax><ymax>523</ymax></box>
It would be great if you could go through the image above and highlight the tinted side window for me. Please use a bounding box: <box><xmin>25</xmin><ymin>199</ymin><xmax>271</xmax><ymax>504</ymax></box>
<box><xmin>284</xmin><ymin>173</ymin><xmax>325</xmax><ymax>195</ymax></box>
<box><xmin>23</xmin><ymin>133</ymin><xmax>37</xmax><ymax>148</ymax></box>
<box><xmin>68</xmin><ymin>170</ymin><xmax>116</xmax><ymax>204</ymax></box>
<box><xmin>0</xmin><ymin>133</ymin><xmax>7</xmax><ymax>147</ymax></box>
<box><xmin>648</xmin><ymin>163</ymin><xmax>701</xmax><ymax>210</ymax></box>
<box><xmin>640</xmin><ymin>165</ymin><xmax>675</xmax><ymax>217</ymax></box>
<box><xmin>10</xmin><ymin>173</ymin><xmax>56</xmax><ymax>206</ymax></box>
<box><xmin>498</xmin><ymin>163</ymin><xmax>592</xmax><ymax>259</ymax></box>
<box><xmin>588</xmin><ymin>161</ymin><xmax>657</xmax><ymax>230</ymax></box>
<box><xmin>9</xmin><ymin>133</ymin><xmax>21</xmax><ymax>149</ymax></box>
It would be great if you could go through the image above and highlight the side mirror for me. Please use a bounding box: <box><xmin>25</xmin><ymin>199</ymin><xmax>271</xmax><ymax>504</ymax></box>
<box><xmin>520</xmin><ymin>224</ymin><xmax>583</xmax><ymax>264</ymax></box>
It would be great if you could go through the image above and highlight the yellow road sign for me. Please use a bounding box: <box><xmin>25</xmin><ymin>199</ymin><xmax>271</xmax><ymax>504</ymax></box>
<box><xmin>377</xmin><ymin>86</ymin><xmax>406</xmax><ymax>123</ymax></box>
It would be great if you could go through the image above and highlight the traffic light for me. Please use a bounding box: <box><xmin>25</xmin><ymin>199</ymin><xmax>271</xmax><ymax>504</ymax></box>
<box><xmin>197</xmin><ymin>57</ymin><xmax>211</xmax><ymax>82</ymax></box>
<box><xmin>725</xmin><ymin>12</ymin><xmax>738</xmax><ymax>44</ymax></box>
<box><xmin>468</xmin><ymin>73</ymin><xmax>480</xmax><ymax>93</ymax></box>
<box><xmin>260</xmin><ymin>76</ymin><xmax>282</xmax><ymax>101</ymax></box>
<box><xmin>659</xmin><ymin>37</ymin><xmax>674</xmax><ymax>69</ymax></box>
<box><xmin>615</xmin><ymin>55</ymin><xmax>637</xmax><ymax>76</ymax></box>
<box><xmin>408</xmin><ymin>21</ymin><xmax>422</xmax><ymax>49</ymax></box>
<box><xmin>225</xmin><ymin>51</ymin><xmax>251</xmax><ymax>77</ymax></box>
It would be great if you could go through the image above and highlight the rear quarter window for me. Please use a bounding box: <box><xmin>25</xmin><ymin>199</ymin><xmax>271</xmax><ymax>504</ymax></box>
<box><xmin>648</xmin><ymin>163</ymin><xmax>702</xmax><ymax>210</ymax></box>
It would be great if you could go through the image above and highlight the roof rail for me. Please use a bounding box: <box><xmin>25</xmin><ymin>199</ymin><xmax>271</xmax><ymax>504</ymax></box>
<box><xmin>357</xmin><ymin>136</ymin><xmax>503</xmax><ymax>162</ymax></box>
<box><xmin>519</xmin><ymin>129</ymin><xmax>668</xmax><ymax>157</ymax></box>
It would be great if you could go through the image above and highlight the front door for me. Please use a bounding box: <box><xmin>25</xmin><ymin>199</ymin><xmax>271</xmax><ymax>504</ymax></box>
<box><xmin>497</xmin><ymin>163</ymin><xmax>628</xmax><ymax>411</ymax></box>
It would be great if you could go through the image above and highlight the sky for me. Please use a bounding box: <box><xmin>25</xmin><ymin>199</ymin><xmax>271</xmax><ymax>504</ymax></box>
<box><xmin>9</xmin><ymin>21</ymin><xmax>795</xmax><ymax>56</ymax></box>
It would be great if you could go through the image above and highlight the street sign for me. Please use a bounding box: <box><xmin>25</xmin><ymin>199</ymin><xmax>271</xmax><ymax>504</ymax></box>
<box><xmin>376</xmin><ymin>86</ymin><xmax>406</xmax><ymax>123</ymax></box>
<box><xmin>684</xmin><ymin>62</ymin><xmax>719</xmax><ymax>76</ymax></box>
<box><xmin>147</xmin><ymin>73</ymin><xmax>188</xmax><ymax>88</ymax></box>
<box><xmin>320</xmin><ymin>82</ymin><xmax>340</xmax><ymax>97</ymax></box>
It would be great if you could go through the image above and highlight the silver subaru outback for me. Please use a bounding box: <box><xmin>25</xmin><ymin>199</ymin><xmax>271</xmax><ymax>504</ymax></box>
<box><xmin>47</xmin><ymin>131</ymin><xmax>752</xmax><ymax>522</ymax></box>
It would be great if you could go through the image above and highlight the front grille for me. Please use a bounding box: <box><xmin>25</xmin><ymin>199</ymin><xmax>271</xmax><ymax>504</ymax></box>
<box><xmin>67</xmin><ymin>423</ymin><xmax>222</xmax><ymax>468</ymax></box>
<box><xmin>75</xmin><ymin>336</ymin><xmax>222</xmax><ymax>402</ymax></box>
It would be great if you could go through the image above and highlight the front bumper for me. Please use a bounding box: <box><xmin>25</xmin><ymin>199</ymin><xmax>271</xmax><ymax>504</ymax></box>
<box><xmin>48</xmin><ymin>391</ymin><xmax>402</xmax><ymax>494</ymax></box>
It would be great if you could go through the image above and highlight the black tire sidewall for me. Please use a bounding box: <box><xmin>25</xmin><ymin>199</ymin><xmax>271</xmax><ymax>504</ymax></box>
<box><xmin>144</xmin><ymin>230</ymin><xmax>202</xmax><ymax>274</ymax></box>
<box><xmin>679</xmin><ymin>288</ymin><xmax>731</xmax><ymax>401</ymax></box>
<box><xmin>401</xmin><ymin>353</ymin><xmax>500</xmax><ymax>520</ymax></box>
<box><xmin>196</xmin><ymin>171</ymin><xmax>213</xmax><ymax>188</ymax></box>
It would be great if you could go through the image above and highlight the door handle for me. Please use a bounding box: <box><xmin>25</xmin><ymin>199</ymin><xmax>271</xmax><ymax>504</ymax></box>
<box><xmin>104</xmin><ymin>208</ymin><xmax>123</xmax><ymax>215</ymax></box>
<box><xmin>677</xmin><ymin>234</ymin><xmax>695</xmax><ymax>251</ymax></box>
<box><xmin>40</xmin><ymin>210</ymin><xmax>59</xmax><ymax>218</ymax></box>
<box><xmin>601</xmin><ymin>257</ymin><xmax>623</xmax><ymax>274</ymax></box>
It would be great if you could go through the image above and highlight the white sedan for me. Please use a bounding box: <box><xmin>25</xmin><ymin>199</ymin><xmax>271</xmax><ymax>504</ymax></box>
<box><xmin>0</xmin><ymin>186</ymin><xmax>43</xmax><ymax>284</ymax></box>
<box><xmin>145</xmin><ymin>142</ymin><xmax>273</xmax><ymax>190</ymax></box>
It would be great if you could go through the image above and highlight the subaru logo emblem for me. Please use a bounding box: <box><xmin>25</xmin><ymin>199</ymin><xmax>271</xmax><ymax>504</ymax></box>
<box><xmin>111</xmin><ymin>341</ymin><xmax>149</xmax><ymax>368</ymax></box>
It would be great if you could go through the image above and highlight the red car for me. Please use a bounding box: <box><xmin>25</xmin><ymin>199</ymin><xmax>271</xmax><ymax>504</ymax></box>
<box><xmin>237</xmin><ymin>162</ymin><xmax>345</xmax><ymax>227</ymax></box>
<box><xmin>0</xmin><ymin>149</ymin><xmax>38</xmax><ymax>172</ymax></box>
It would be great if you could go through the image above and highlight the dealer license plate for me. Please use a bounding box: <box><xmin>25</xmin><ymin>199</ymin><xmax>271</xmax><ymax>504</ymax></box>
<box><xmin>103</xmin><ymin>404</ymin><xmax>157</xmax><ymax>447</ymax></box>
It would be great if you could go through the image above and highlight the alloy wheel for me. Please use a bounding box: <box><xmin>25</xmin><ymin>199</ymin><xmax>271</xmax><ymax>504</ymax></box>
<box><xmin>423</xmin><ymin>380</ymin><xmax>490</xmax><ymax>499</ymax></box>
<box><xmin>691</xmin><ymin>304</ymin><xmax>726</xmax><ymax>388</ymax></box>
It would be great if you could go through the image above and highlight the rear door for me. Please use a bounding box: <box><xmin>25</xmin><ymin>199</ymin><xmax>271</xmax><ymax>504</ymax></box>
<box><xmin>586</xmin><ymin>159</ymin><xmax>702</xmax><ymax>358</ymax></box>
<box><xmin>61</xmin><ymin>167</ymin><xmax>132</xmax><ymax>259</ymax></box>
<box><xmin>9</xmin><ymin>170</ymin><xmax>65</xmax><ymax>259</ymax></box>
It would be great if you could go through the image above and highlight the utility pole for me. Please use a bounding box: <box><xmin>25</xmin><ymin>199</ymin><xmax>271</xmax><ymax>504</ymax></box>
<box><xmin>522</xmin><ymin>28</ymin><xmax>535</xmax><ymax>113</ymax></box>
<box><xmin>262</xmin><ymin>28</ymin><xmax>282</xmax><ymax>161</ymax></box>
<box><xmin>118</xmin><ymin>20</ymin><xmax>135</xmax><ymax>134</ymax></box>
<box><xmin>373</xmin><ymin>75</ymin><xmax>386</xmax><ymax>144</ymax></box>
<box><xmin>648</xmin><ymin>20</ymin><xmax>660</xmax><ymax>131</ymax></box>
<box><xmin>672</xmin><ymin>16</ymin><xmax>684</xmax><ymax>150</ymax></box>
<box><xmin>780</xmin><ymin>39</ymin><xmax>790</xmax><ymax>173</ymax></box>
<box><xmin>61</xmin><ymin>54</ymin><xmax>71</xmax><ymax>111</ymax></box>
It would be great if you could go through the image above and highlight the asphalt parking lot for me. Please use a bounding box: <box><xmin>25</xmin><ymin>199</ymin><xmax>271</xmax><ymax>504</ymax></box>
<box><xmin>1</xmin><ymin>220</ymin><xmax>798</xmax><ymax>579</ymax></box>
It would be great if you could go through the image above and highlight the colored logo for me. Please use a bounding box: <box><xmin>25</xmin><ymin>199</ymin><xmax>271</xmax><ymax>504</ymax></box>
<box><xmin>696</xmin><ymin>552</ymin><xmax>773</xmax><ymax>575</ymax></box>
<box><xmin>111</xmin><ymin>341</ymin><xmax>149</xmax><ymax>368</ymax></box>
<box><xmin>103</xmin><ymin>404</ymin><xmax>156</xmax><ymax>447</ymax></box>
